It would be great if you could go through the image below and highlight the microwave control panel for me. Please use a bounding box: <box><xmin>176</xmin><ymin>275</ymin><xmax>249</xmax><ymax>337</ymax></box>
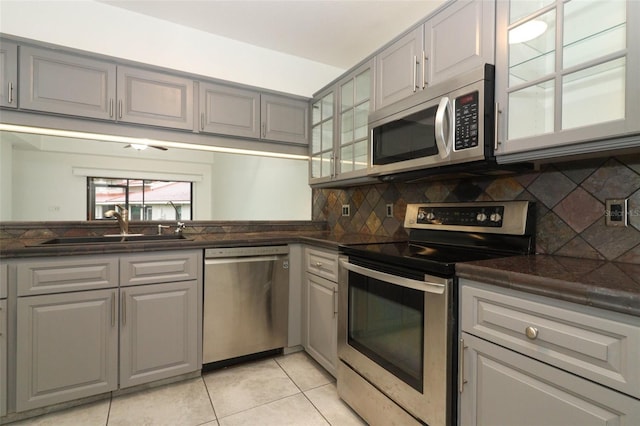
<box><xmin>454</xmin><ymin>91</ymin><xmax>479</xmax><ymax>151</ymax></box>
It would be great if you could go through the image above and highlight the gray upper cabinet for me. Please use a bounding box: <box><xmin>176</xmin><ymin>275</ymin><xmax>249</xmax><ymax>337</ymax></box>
<box><xmin>424</xmin><ymin>0</ymin><xmax>495</xmax><ymax>86</ymax></box>
<box><xmin>261</xmin><ymin>94</ymin><xmax>309</xmax><ymax>145</ymax></box>
<box><xmin>117</xmin><ymin>66</ymin><xmax>194</xmax><ymax>131</ymax></box>
<box><xmin>375</xmin><ymin>0</ymin><xmax>494</xmax><ymax>110</ymax></box>
<box><xmin>0</xmin><ymin>40</ymin><xmax>17</xmax><ymax>109</ymax></box>
<box><xmin>495</xmin><ymin>0</ymin><xmax>640</xmax><ymax>162</ymax></box>
<box><xmin>375</xmin><ymin>27</ymin><xmax>423</xmax><ymax>110</ymax></box>
<box><xmin>199</xmin><ymin>82</ymin><xmax>260</xmax><ymax>138</ymax></box>
<box><xmin>19</xmin><ymin>46</ymin><xmax>116</xmax><ymax>120</ymax></box>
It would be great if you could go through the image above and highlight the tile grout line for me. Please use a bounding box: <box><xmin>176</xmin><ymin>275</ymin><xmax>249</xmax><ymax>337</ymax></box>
<box><xmin>200</xmin><ymin>375</ymin><xmax>220</xmax><ymax>425</ymax></box>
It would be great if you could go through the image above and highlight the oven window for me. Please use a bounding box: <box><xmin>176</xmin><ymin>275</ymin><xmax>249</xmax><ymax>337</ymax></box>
<box><xmin>372</xmin><ymin>105</ymin><xmax>439</xmax><ymax>165</ymax></box>
<box><xmin>348</xmin><ymin>271</ymin><xmax>424</xmax><ymax>392</ymax></box>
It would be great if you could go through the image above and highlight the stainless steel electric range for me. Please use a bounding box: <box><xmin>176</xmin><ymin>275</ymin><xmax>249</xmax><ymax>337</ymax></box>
<box><xmin>337</xmin><ymin>201</ymin><xmax>536</xmax><ymax>426</ymax></box>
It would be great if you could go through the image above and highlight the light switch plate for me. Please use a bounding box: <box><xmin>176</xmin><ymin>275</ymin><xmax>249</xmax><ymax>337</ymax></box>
<box><xmin>342</xmin><ymin>204</ymin><xmax>350</xmax><ymax>217</ymax></box>
<box><xmin>605</xmin><ymin>198</ymin><xmax>628</xmax><ymax>227</ymax></box>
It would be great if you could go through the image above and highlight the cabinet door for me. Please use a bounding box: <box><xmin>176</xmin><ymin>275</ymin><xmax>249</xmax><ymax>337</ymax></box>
<box><xmin>19</xmin><ymin>46</ymin><xmax>116</xmax><ymax>120</ymax></box>
<box><xmin>460</xmin><ymin>332</ymin><xmax>640</xmax><ymax>426</ymax></box>
<box><xmin>304</xmin><ymin>272</ymin><xmax>337</xmax><ymax>376</ymax></box>
<box><xmin>0</xmin><ymin>40</ymin><xmax>17</xmax><ymax>108</ymax></box>
<box><xmin>309</xmin><ymin>89</ymin><xmax>336</xmax><ymax>183</ymax></box>
<box><xmin>199</xmin><ymin>82</ymin><xmax>260</xmax><ymax>138</ymax></box>
<box><xmin>0</xmin><ymin>299</ymin><xmax>6</xmax><ymax>417</ymax></box>
<box><xmin>337</xmin><ymin>60</ymin><xmax>374</xmax><ymax>180</ymax></box>
<box><xmin>375</xmin><ymin>27</ymin><xmax>423</xmax><ymax>109</ymax></box>
<box><xmin>117</xmin><ymin>66</ymin><xmax>194</xmax><ymax>130</ymax></box>
<box><xmin>495</xmin><ymin>0</ymin><xmax>640</xmax><ymax>160</ymax></box>
<box><xmin>261</xmin><ymin>93</ymin><xmax>309</xmax><ymax>144</ymax></box>
<box><xmin>16</xmin><ymin>289</ymin><xmax>118</xmax><ymax>412</ymax></box>
<box><xmin>119</xmin><ymin>280</ymin><xmax>199</xmax><ymax>388</ymax></box>
<box><xmin>424</xmin><ymin>0</ymin><xmax>494</xmax><ymax>86</ymax></box>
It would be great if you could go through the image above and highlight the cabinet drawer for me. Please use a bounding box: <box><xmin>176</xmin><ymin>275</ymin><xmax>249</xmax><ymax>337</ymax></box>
<box><xmin>120</xmin><ymin>250</ymin><xmax>199</xmax><ymax>286</ymax></box>
<box><xmin>305</xmin><ymin>247</ymin><xmax>338</xmax><ymax>282</ymax></box>
<box><xmin>16</xmin><ymin>256</ymin><xmax>119</xmax><ymax>296</ymax></box>
<box><xmin>0</xmin><ymin>263</ymin><xmax>6</xmax><ymax>298</ymax></box>
<box><xmin>460</xmin><ymin>279</ymin><xmax>640</xmax><ymax>399</ymax></box>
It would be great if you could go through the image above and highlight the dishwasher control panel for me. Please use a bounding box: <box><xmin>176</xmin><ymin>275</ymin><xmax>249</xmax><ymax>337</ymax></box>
<box><xmin>205</xmin><ymin>245</ymin><xmax>289</xmax><ymax>258</ymax></box>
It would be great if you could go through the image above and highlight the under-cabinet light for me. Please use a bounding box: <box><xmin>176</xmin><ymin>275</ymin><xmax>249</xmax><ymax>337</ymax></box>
<box><xmin>509</xmin><ymin>20</ymin><xmax>548</xmax><ymax>44</ymax></box>
<box><xmin>0</xmin><ymin>124</ymin><xmax>310</xmax><ymax>161</ymax></box>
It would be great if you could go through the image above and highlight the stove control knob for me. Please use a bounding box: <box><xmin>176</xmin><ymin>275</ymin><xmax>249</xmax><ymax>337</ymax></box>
<box><xmin>490</xmin><ymin>212</ymin><xmax>502</xmax><ymax>222</ymax></box>
<box><xmin>417</xmin><ymin>211</ymin><xmax>425</xmax><ymax>220</ymax></box>
<box><xmin>476</xmin><ymin>213</ymin><xmax>487</xmax><ymax>222</ymax></box>
<box><xmin>425</xmin><ymin>212</ymin><xmax>436</xmax><ymax>221</ymax></box>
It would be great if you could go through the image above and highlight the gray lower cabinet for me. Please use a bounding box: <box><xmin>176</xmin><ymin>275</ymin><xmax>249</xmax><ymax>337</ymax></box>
<box><xmin>16</xmin><ymin>289</ymin><xmax>119</xmax><ymax>412</ymax></box>
<box><xmin>460</xmin><ymin>332</ymin><xmax>640</xmax><ymax>425</ymax></box>
<box><xmin>19</xmin><ymin>45</ymin><xmax>116</xmax><ymax>120</ymax></box>
<box><xmin>198</xmin><ymin>82</ymin><xmax>260</xmax><ymax>138</ymax></box>
<box><xmin>459</xmin><ymin>279</ymin><xmax>640</xmax><ymax>425</ymax></box>
<box><xmin>0</xmin><ymin>39</ymin><xmax>18</xmax><ymax>109</ymax></box>
<box><xmin>261</xmin><ymin>94</ymin><xmax>308</xmax><ymax>145</ymax></box>
<box><xmin>119</xmin><ymin>280</ymin><xmax>198</xmax><ymax>388</ymax></box>
<box><xmin>303</xmin><ymin>247</ymin><xmax>338</xmax><ymax>376</ymax></box>
<box><xmin>117</xmin><ymin>66</ymin><xmax>194</xmax><ymax>130</ymax></box>
<box><xmin>0</xmin><ymin>298</ymin><xmax>6</xmax><ymax>417</ymax></box>
<box><xmin>11</xmin><ymin>250</ymin><xmax>202</xmax><ymax>414</ymax></box>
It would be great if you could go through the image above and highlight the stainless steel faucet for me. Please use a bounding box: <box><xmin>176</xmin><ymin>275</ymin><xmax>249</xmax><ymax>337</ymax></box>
<box><xmin>167</xmin><ymin>201</ymin><xmax>186</xmax><ymax>234</ymax></box>
<box><xmin>104</xmin><ymin>205</ymin><xmax>129</xmax><ymax>235</ymax></box>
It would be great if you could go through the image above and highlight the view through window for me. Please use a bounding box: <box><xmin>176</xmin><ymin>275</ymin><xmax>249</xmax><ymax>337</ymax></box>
<box><xmin>87</xmin><ymin>177</ymin><xmax>192</xmax><ymax>221</ymax></box>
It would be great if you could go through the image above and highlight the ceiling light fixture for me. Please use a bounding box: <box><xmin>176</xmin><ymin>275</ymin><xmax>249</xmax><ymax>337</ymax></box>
<box><xmin>509</xmin><ymin>20</ymin><xmax>548</xmax><ymax>44</ymax></box>
<box><xmin>0</xmin><ymin>124</ymin><xmax>309</xmax><ymax>160</ymax></box>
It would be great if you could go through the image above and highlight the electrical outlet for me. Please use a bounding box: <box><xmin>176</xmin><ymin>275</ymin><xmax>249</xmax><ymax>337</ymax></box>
<box><xmin>605</xmin><ymin>199</ymin><xmax>628</xmax><ymax>227</ymax></box>
<box><xmin>342</xmin><ymin>204</ymin><xmax>350</xmax><ymax>217</ymax></box>
<box><xmin>386</xmin><ymin>203</ymin><xmax>394</xmax><ymax>218</ymax></box>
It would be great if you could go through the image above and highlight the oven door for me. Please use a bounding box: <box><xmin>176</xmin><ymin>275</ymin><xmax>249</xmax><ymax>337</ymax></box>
<box><xmin>338</xmin><ymin>257</ymin><xmax>453</xmax><ymax>425</ymax></box>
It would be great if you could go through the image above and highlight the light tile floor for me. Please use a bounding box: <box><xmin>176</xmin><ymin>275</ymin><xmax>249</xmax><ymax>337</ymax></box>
<box><xmin>10</xmin><ymin>351</ymin><xmax>366</xmax><ymax>426</ymax></box>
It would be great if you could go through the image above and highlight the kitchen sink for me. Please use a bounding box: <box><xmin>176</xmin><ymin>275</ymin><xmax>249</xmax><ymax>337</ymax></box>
<box><xmin>38</xmin><ymin>234</ymin><xmax>191</xmax><ymax>245</ymax></box>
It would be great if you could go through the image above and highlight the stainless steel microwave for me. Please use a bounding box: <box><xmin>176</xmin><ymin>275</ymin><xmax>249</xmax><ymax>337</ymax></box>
<box><xmin>369</xmin><ymin>64</ymin><xmax>495</xmax><ymax>178</ymax></box>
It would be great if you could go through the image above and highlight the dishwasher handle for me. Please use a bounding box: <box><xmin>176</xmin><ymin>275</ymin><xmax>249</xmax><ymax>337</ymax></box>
<box><xmin>205</xmin><ymin>255</ymin><xmax>285</xmax><ymax>265</ymax></box>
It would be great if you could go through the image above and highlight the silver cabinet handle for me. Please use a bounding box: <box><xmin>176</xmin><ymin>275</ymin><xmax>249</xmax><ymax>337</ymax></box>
<box><xmin>412</xmin><ymin>55</ymin><xmax>418</xmax><ymax>92</ymax></box>
<box><xmin>333</xmin><ymin>288</ymin><xmax>338</xmax><ymax>318</ymax></box>
<box><xmin>422</xmin><ymin>52</ymin><xmax>427</xmax><ymax>89</ymax></box>
<box><xmin>118</xmin><ymin>100</ymin><xmax>123</xmax><ymax>119</ymax></box>
<box><xmin>121</xmin><ymin>290</ymin><xmax>126</xmax><ymax>326</ymax></box>
<box><xmin>111</xmin><ymin>291</ymin><xmax>116</xmax><ymax>327</ymax></box>
<box><xmin>459</xmin><ymin>338</ymin><xmax>468</xmax><ymax>393</ymax></box>
<box><xmin>201</xmin><ymin>112</ymin><xmax>205</xmax><ymax>131</ymax></box>
<box><xmin>525</xmin><ymin>326</ymin><xmax>538</xmax><ymax>340</ymax></box>
<box><xmin>262</xmin><ymin>122</ymin><xmax>266</xmax><ymax>138</ymax></box>
<box><xmin>109</xmin><ymin>99</ymin><xmax>114</xmax><ymax>118</ymax></box>
<box><xmin>8</xmin><ymin>82</ymin><xmax>14</xmax><ymax>104</ymax></box>
<box><xmin>494</xmin><ymin>102</ymin><xmax>502</xmax><ymax>151</ymax></box>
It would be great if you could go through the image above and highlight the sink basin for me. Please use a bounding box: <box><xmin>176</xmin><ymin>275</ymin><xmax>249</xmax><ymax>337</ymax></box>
<box><xmin>38</xmin><ymin>234</ymin><xmax>191</xmax><ymax>245</ymax></box>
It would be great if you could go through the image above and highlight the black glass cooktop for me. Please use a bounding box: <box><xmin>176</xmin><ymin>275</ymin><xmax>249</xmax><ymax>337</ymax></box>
<box><xmin>341</xmin><ymin>241</ymin><xmax>521</xmax><ymax>277</ymax></box>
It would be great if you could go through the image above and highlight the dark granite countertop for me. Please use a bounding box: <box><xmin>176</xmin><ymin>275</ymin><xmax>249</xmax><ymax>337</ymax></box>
<box><xmin>0</xmin><ymin>231</ymin><xmax>402</xmax><ymax>258</ymax></box>
<box><xmin>456</xmin><ymin>255</ymin><xmax>640</xmax><ymax>317</ymax></box>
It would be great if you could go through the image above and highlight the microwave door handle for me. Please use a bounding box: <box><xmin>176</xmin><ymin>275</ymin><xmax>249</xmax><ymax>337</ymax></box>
<box><xmin>435</xmin><ymin>97</ymin><xmax>453</xmax><ymax>159</ymax></box>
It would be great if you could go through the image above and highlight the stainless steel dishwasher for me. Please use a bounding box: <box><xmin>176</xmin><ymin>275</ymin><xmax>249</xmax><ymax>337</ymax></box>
<box><xmin>203</xmin><ymin>246</ymin><xmax>289</xmax><ymax>364</ymax></box>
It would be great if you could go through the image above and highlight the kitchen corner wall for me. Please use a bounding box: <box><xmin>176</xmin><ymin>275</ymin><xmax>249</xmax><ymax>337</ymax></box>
<box><xmin>313</xmin><ymin>154</ymin><xmax>640</xmax><ymax>264</ymax></box>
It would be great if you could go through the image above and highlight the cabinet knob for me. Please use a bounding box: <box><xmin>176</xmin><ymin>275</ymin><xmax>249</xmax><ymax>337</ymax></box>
<box><xmin>525</xmin><ymin>326</ymin><xmax>538</xmax><ymax>340</ymax></box>
<box><xmin>315</xmin><ymin>262</ymin><xmax>323</xmax><ymax>268</ymax></box>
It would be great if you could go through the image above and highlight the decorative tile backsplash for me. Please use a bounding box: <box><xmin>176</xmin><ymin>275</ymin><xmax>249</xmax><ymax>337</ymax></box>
<box><xmin>313</xmin><ymin>155</ymin><xmax>640</xmax><ymax>264</ymax></box>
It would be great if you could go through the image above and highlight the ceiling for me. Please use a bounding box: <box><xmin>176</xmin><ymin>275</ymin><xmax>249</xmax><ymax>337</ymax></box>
<box><xmin>96</xmin><ymin>0</ymin><xmax>447</xmax><ymax>69</ymax></box>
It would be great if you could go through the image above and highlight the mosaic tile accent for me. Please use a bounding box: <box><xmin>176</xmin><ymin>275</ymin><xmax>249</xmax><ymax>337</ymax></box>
<box><xmin>313</xmin><ymin>155</ymin><xmax>640</xmax><ymax>264</ymax></box>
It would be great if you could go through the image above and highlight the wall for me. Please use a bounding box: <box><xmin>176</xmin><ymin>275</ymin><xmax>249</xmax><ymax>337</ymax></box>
<box><xmin>313</xmin><ymin>155</ymin><xmax>640</xmax><ymax>264</ymax></box>
<box><xmin>0</xmin><ymin>0</ymin><xmax>343</xmax><ymax>97</ymax></box>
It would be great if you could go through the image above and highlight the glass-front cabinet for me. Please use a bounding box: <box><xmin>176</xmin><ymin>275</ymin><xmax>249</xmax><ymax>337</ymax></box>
<box><xmin>495</xmin><ymin>0</ymin><xmax>640</xmax><ymax>162</ymax></box>
<box><xmin>310</xmin><ymin>60</ymin><xmax>375</xmax><ymax>186</ymax></box>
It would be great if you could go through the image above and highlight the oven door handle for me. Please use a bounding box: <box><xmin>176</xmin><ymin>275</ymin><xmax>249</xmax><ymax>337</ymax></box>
<box><xmin>340</xmin><ymin>259</ymin><xmax>449</xmax><ymax>294</ymax></box>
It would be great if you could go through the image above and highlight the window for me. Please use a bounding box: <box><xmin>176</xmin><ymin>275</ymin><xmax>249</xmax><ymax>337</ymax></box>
<box><xmin>87</xmin><ymin>177</ymin><xmax>192</xmax><ymax>221</ymax></box>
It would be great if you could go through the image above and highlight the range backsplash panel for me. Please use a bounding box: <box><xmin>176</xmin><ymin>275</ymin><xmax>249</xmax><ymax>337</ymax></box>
<box><xmin>313</xmin><ymin>155</ymin><xmax>640</xmax><ymax>264</ymax></box>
